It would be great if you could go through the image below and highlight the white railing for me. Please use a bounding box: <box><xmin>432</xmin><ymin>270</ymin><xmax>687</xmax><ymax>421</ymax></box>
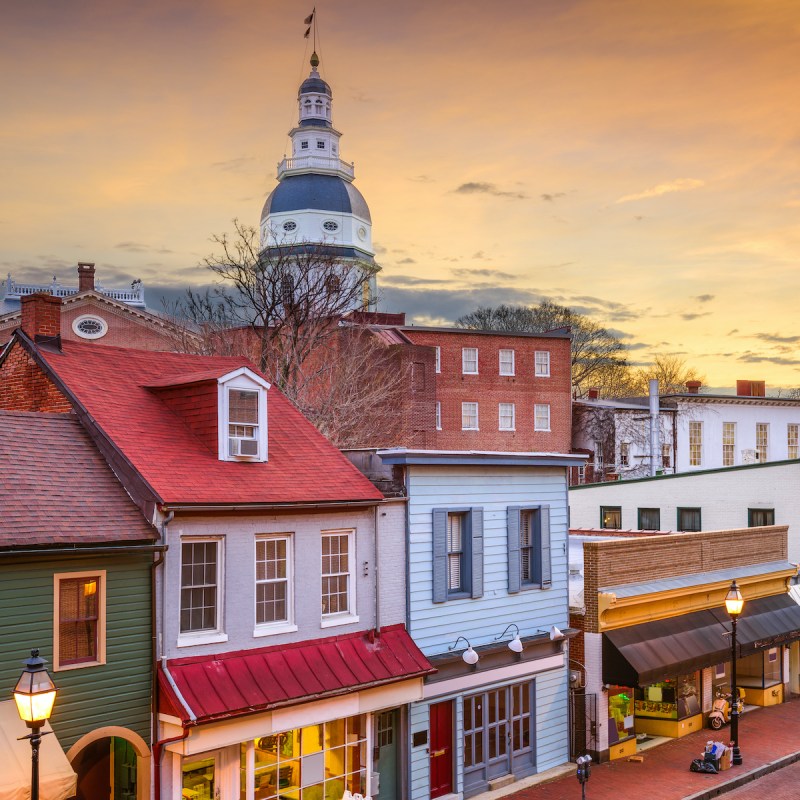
<box><xmin>3</xmin><ymin>274</ymin><xmax>146</xmax><ymax>307</ymax></box>
<box><xmin>277</xmin><ymin>155</ymin><xmax>355</xmax><ymax>179</ymax></box>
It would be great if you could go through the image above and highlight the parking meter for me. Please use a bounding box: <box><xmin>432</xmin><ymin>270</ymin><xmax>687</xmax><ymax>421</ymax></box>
<box><xmin>576</xmin><ymin>754</ymin><xmax>592</xmax><ymax>798</ymax></box>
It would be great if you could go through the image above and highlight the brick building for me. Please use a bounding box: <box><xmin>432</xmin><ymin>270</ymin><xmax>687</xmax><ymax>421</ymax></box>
<box><xmin>567</xmin><ymin>525</ymin><xmax>800</xmax><ymax>762</ymax></box>
<box><xmin>346</xmin><ymin>315</ymin><xmax>573</xmax><ymax>452</ymax></box>
<box><xmin>0</xmin><ymin>264</ymin><xmax>194</xmax><ymax>351</ymax></box>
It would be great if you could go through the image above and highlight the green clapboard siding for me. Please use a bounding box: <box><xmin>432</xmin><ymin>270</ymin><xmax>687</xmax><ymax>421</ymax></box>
<box><xmin>0</xmin><ymin>554</ymin><xmax>152</xmax><ymax>749</ymax></box>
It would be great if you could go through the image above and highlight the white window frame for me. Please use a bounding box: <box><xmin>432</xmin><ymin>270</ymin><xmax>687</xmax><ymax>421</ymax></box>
<box><xmin>499</xmin><ymin>349</ymin><xmax>515</xmax><ymax>376</ymax></box>
<box><xmin>178</xmin><ymin>537</ymin><xmax>227</xmax><ymax>648</ymax></box>
<box><xmin>462</xmin><ymin>347</ymin><xmax>478</xmax><ymax>375</ymax></box>
<box><xmin>320</xmin><ymin>529</ymin><xmax>359</xmax><ymax>628</ymax></box>
<box><xmin>619</xmin><ymin>441</ymin><xmax>629</xmax><ymax>467</ymax></box>
<box><xmin>436</xmin><ymin>401</ymin><xmax>442</xmax><ymax>430</ymax></box>
<box><xmin>722</xmin><ymin>422</ymin><xmax>736</xmax><ymax>467</ymax></box>
<box><xmin>53</xmin><ymin>570</ymin><xmax>107</xmax><ymax>672</ymax></box>
<box><xmin>534</xmin><ymin>403</ymin><xmax>551</xmax><ymax>431</ymax></box>
<box><xmin>534</xmin><ymin>351</ymin><xmax>551</xmax><ymax>377</ymax></box>
<box><xmin>218</xmin><ymin>368</ymin><xmax>270</xmax><ymax>462</ymax></box>
<box><xmin>254</xmin><ymin>533</ymin><xmax>297</xmax><ymax>637</ymax></box>
<box><xmin>756</xmin><ymin>422</ymin><xmax>769</xmax><ymax>462</ymax></box>
<box><xmin>689</xmin><ymin>420</ymin><xmax>703</xmax><ymax>466</ymax></box>
<box><xmin>434</xmin><ymin>346</ymin><xmax>441</xmax><ymax>373</ymax></box>
<box><xmin>789</xmin><ymin>424</ymin><xmax>799</xmax><ymax>459</ymax></box>
<box><xmin>462</xmin><ymin>402</ymin><xmax>479</xmax><ymax>431</ymax></box>
<box><xmin>499</xmin><ymin>403</ymin><xmax>515</xmax><ymax>431</ymax></box>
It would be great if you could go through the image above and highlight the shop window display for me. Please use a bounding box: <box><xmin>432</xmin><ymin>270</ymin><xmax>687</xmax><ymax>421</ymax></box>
<box><xmin>183</xmin><ymin>758</ymin><xmax>215</xmax><ymax>800</ymax></box>
<box><xmin>241</xmin><ymin>715</ymin><xmax>368</xmax><ymax>800</ymax></box>
<box><xmin>606</xmin><ymin>686</ymin><xmax>634</xmax><ymax>745</ymax></box>
<box><xmin>737</xmin><ymin>647</ymin><xmax>783</xmax><ymax>689</ymax></box>
<box><xmin>634</xmin><ymin>673</ymin><xmax>700</xmax><ymax>720</ymax></box>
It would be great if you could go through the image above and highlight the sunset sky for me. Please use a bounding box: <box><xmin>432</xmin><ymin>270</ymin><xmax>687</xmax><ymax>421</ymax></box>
<box><xmin>2</xmin><ymin>0</ymin><xmax>799</xmax><ymax>388</ymax></box>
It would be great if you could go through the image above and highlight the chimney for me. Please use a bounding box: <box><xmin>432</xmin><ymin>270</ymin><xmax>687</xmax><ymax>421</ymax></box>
<box><xmin>736</xmin><ymin>380</ymin><xmax>766</xmax><ymax>397</ymax></box>
<box><xmin>587</xmin><ymin>388</ymin><xmax>600</xmax><ymax>400</ymax></box>
<box><xmin>77</xmin><ymin>262</ymin><xmax>96</xmax><ymax>292</ymax></box>
<box><xmin>20</xmin><ymin>293</ymin><xmax>63</xmax><ymax>344</ymax></box>
<box><xmin>685</xmin><ymin>380</ymin><xmax>701</xmax><ymax>394</ymax></box>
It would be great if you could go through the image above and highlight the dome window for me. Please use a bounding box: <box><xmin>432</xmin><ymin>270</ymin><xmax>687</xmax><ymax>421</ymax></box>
<box><xmin>300</xmin><ymin>141</ymin><xmax>309</xmax><ymax>150</ymax></box>
<box><xmin>316</xmin><ymin>140</ymin><xmax>326</xmax><ymax>150</ymax></box>
<box><xmin>282</xmin><ymin>221</ymin><xmax>297</xmax><ymax>232</ymax></box>
<box><xmin>323</xmin><ymin>221</ymin><xmax>339</xmax><ymax>232</ymax></box>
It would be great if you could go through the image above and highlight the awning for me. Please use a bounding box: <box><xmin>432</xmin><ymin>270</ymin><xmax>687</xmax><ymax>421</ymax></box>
<box><xmin>0</xmin><ymin>700</ymin><xmax>76</xmax><ymax>800</ymax></box>
<box><xmin>161</xmin><ymin>624</ymin><xmax>435</xmax><ymax>724</ymax></box>
<box><xmin>603</xmin><ymin>592</ymin><xmax>800</xmax><ymax>686</ymax></box>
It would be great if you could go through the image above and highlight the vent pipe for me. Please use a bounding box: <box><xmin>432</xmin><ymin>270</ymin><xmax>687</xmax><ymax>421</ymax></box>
<box><xmin>649</xmin><ymin>379</ymin><xmax>660</xmax><ymax>477</ymax></box>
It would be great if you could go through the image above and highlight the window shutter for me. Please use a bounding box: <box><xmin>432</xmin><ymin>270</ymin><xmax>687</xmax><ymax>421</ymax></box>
<box><xmin>432</xmin><ymin>509</ymin><xmax>448</xmax><ymax>603</ymax></box>
<box><xmin>470</xmin><ymin>507</ymin><xmax>484</xmax><ymax>599</ymax></box>
<box><xmin>507</xmin><ymin>506</ymin><xmax>522</xmax><ymax>593</ymax></box>
<box><xmin>540</xmin><ymin>505</ymin><xmax>552</xmax><ymax>588</ymax></box>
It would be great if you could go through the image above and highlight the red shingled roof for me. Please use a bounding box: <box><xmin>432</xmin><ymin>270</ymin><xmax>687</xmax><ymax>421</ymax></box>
<box><xmin>0</xmin><ymin>410</ymin><xmax>156</xmax><ymax>547</ymax></box>
<box><xmin>35</xmin><ymin>339</ymin><xmax>383</xmax><ymax>506</ymax></box>
<box><xmin>160</xmin><ymin>624</ymin><xmax>434</xmax><ymax>724</ymax></box>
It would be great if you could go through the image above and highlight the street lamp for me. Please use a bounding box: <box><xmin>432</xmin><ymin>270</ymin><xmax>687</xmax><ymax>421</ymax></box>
<box><xmin>13</xmin><ymin>649</ymin><xmax>58</xmax><ymax>800</ymax></box>
<box><xmin>724</xmin><ymin>581</ymin><xmax>744</xmax><ymax>766</ymax></box>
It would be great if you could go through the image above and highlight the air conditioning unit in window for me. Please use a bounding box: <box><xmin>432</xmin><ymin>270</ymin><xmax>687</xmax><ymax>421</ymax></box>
<box><xmin>741</xmin><ymin>448</ymin><xmax>758</xmax><ymax>464</ymax></box>
<box><xmin>229</xmin><ymin>436</ymin><xmax>259</xmax><ymax>457</ymax></box>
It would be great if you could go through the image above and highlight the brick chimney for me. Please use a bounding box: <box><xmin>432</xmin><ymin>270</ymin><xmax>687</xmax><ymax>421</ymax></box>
<box><xmin>736</xmin><ymin>380</ymin><xmax>766</xmax><ymax>397</ymax></box>
<box><xmin>77</xmin><ymin>262</ymin><xmax>96</xmax><ymax>292</ymax></box>
<box><xmin>21</xmin><ymin>293</ymin><xmax>62</xmax><ymax>343</ymax></box>
<box><xmin>587</xmin><ymin>388</ymin><xmax>600</xmax><ymax>400</ymax></box>
<box><xmin>685</xmin><ymin>380</ymin><xmax>702</xmax><ymax>394</ymax></box>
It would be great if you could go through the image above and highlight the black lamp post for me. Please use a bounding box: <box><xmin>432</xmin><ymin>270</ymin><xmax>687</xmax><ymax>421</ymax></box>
<box><xmin>13</xmin><ymin>649</ymin><xmax>58</xmax><ymax>800</ymax></box>
<box><xmin>724</xmin><ymin>581</ymin><xmax>744</xmax><ymax>766</ymax></box>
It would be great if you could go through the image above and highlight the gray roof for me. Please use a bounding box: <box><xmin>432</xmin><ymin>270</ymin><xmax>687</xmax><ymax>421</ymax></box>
<box><xmin>299</xmin><ymin>76</ymin><xmax>331</xmax><ymax>96</ymax></box>
<box><xmin>262</xmin><ymin>174</ymin><xmax>371</xmax><ymax>222</ymax></box>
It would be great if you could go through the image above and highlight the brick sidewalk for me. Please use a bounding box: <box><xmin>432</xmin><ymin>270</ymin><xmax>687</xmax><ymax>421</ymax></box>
<box><xmin>505</xmin><ymin>696</ymin><xmax>800</xmax><ymax>800</ymax></box>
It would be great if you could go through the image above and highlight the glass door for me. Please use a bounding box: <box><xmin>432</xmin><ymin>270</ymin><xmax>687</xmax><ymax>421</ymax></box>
<box><xmin>182</xmin><ymin>755</ymin><xmax>216</xmax><ymax>800</ymax></box>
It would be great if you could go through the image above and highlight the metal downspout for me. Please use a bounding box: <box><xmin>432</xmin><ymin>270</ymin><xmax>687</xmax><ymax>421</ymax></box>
<box><xmin>153</xmin><ymin>511</ymin><xmax>173</xmax><ymax>800</ymax></box>
<box><xmin>374</xmin><ymin>503</ymin><xmax>381</xmax><ymax>635</ymax></box>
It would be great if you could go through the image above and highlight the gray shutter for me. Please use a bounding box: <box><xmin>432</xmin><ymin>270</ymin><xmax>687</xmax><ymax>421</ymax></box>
<box><xmin>470</xmin><ymin>507</ymin><xmax>484</xmax><ymax>599</ymax></box>
<box><xmin>540</xmin><ymin>505</ymin><xmax>552</xmax><ymax>588</ymax></box>
<box><xmin>507</xmin><ymin>506</ymin><xmax>522</xmax><ymax>593</ymax></box>
<box><xmin>432</xmin><ymin>509</ymin><xmax>448</xmax><ymax>603</ymax></box>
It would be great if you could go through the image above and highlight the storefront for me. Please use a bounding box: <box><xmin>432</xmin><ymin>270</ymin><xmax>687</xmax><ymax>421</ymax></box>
<box><xmin>157</xmin><ymin>626</ymin><xmax>433</xmax><ymax>800</ymax></box>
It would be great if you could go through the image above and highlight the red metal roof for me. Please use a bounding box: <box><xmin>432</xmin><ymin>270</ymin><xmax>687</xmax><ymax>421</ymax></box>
<box><xmin>161</xmin><ymin>625</ymin><xmax>434</xmax><ymax>724</ymax></box>
<box><xmin>34</xmin><ymin>339</ymin><xmax>383</xmax><ymax>506</ymax></box>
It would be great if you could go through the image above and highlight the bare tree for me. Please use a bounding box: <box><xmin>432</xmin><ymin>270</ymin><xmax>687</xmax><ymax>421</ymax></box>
<box><xmin>627</xmin><ymin>354</ymin><xmax>706</xmax><ymax>395</ymax></box>
<box><xmin>456</xmin><ymin>301</ymin><xmax>629</xmax><ymax>396</ymax></box>
<box><xmin>167</xmin><ymin>220</ymin><xmax>410</xmax><ymax>445</ymax></box>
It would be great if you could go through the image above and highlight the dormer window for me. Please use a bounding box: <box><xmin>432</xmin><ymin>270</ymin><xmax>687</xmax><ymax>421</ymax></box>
<box><xmin>228</xmin><ymin>389</ymin><xmax>259</xmax><ymax>457</ymax></box>
<box><xmin>217</xmin><ymin>369</ymin><xmax>270</xmax><ymax>462</ymax></box>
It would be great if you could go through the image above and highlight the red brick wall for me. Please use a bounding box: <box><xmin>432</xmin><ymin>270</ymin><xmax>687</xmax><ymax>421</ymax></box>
<box><xmin>0</xmin><ymin>341</ymin><xmax>72</xmax><ymax>412</ymax></box>
<box><xmin>402</xmin><ymin>330</ymin><xmax>572</xmax><ymax>452</ymax></box>
<box><xmin>150</xmin><ymin>382</ymin><xmax>218</xmax><ymax>453</ymax></box>
<box><xmin>569</xmin><ymin>613</ymin><xmax>587</xmax><ymax>681</ymax></box>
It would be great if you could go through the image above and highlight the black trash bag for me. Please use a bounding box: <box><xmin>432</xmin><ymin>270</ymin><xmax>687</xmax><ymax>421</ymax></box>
<box><xmin>690</xmin><ymin>759</ymin><xmax>718</xmax><ymax>774</ymax></box>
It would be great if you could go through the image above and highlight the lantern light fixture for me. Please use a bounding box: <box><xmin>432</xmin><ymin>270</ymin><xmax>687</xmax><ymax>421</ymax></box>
<box><xmin>495</xmin><ymin>623</ymin><xmax>524</xmax><ymax>653</ymax></box>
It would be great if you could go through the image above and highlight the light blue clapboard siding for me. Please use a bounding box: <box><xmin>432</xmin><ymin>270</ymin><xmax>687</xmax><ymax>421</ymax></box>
<box><xmin>535</xmin><ymin>668</ymin><xmax>570</xmax><ymax>771</ymax></box>
<box><xmin>407</xmin><ymin>465</ymin><xmax>569</xmax><ymax>655</ymax></box>
<box><xmin>409</xmin><ymin>702</ymin><xmax>430</xmax><ymax>798</ymax></box>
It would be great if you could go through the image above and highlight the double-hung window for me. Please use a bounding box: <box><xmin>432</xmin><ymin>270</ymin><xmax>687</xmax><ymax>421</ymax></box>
<box><xmin>54</xmin><ymin>571</ymin><xmax>106</xmax><ymax>670</ymax></box>
<box><xmin>534</xmin><ymin>403</ymin><xmax>550</xmax><ymax>431</ymax></box>
<box><xmin>321</xmin><ymin>530</ymin><xmax>356</xmax><ymax>623</ymax></box>
<box><xmin>434</xmin><ymin>346</ymin><xmax>441</xmax><ymax>373</ymax></box>
<box><xmin>662</xmin><ymin>443</ymin><xmax>672</xmax><ymax>469</ymax></box>
<box><xmin>689</xmin><ymin>421</ymin><xmax>703</xmax><ymax>466</ymax></box>
<box><xmin>462</xmin><ymin>402</ymin><xmax>479</xmax><ymax>430</ymax></box>
<box><xmin>507</xmin><ymin>506</ymin><xmax>551</xmax><ymax>591</ymax></box>
<box><xmin>432</xmin><ymin>508</ymin><xmax>484</xmax><ymax>602</ymax></box>
<box><xmin>255</xmin><ymin>534</ymin><xmax>293</xmax><ymax>631</ymax></box>
<box><xmin>788</xmin><ymin>424</ymin><xmax>799</xmax><ymax>459</ymax></box>
<box><xmin>436</xmin><ymin>401</ymin><xmax>442</xmax><ymax>430</ymax></box>
<box><xmin>534</xmin><ymin>351</ymin><xmax>550</xmax><ymax>377</ymax></box>
<box><xmin>499</xmin><ymin>349</ymin><xmax>515</xmax><ymax>376</ymax></box>
<box><xmin>619</xmin><ymin>442</ymin><xmax>629</xmax><ymax>467</ymax></box>
<box><xmin>756</xmin><ymin>423</ymin><xmax>769</xmax><ymax>462</ymax></box>
<box><xmin>180</xmin><ymin>539</ymin><xmax>223</xmax><ymax>638</ymax></box>
<box><xmin>499</xmin><ymin>403</ymin><xmax>515</xmax><ymax>431</ymax></box>
<box><xmin>462</xmin><ymin>347</ymin><xmax>478</xmax><ymax>374</ymax></box>
<box><xmin>228</xmin><ymin>388</ymin><xmax>259</xmax><ymax>458</ymax></box>
<box><xmin>722</xmin><ymin>422</ymin><xmax>736</xmax><ymax>467</ymax></box>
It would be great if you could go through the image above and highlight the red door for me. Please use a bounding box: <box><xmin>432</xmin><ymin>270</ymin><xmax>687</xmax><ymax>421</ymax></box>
<box><xmin>430</xmin><ymin>700</ymin><xmax>454</xmax><ymax>798</ymax></box>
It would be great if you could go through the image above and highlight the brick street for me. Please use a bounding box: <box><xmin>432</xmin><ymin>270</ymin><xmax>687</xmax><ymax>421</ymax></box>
<box><xmin>503</xmin><ymin>695</ymin><xmax>800</xmax><ymax>800</ymax></box>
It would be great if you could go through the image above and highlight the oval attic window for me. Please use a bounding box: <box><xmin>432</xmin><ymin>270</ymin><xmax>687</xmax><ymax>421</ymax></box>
<box><xmin>323</xmin><ymin>220</ymin><xmax>339</xmax><ymax>232</ymax></box>
<box><xmin>72</xmin><ymin>315</ymin><xmax>108</xmax><ymax>340</ymax></box>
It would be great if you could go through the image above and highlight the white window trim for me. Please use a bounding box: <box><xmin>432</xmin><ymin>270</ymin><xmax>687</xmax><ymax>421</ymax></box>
<box><xmin>534</xmin><ymin>351</ymin><xmax>551</xmax><ymax>377</ymax></box>
<box><xmin>436</xmin><ymin>401</ymin><xmax>442</xmax><ymax>430</ymax></box>
<box><xmin>53</xmin><ymin>570</ymin><xmax>107</xmax><ymax>672</ymax></box>
<box><xmin>177</xmin><ymin>537</ymin><xmax>227</xmax><ymax>648</ymax></box>
<box><xmin>253</xmin><ymin>533</ymin><xmax>296</xmax><ymax>637</ymax></box>
<box><xmin>461</xmin><ymin>347</ymin><xmax>478</xmax><ymax>375</ymax></box>
<box><xmin>534</xmin><ymin>403</ymin><xmax>551</xmax><ymax>431</ymax></box>
<box><xmin>321</xmin><ymin>529</ymin><xmax>358</xmax><ymax>626</ymax></box>
<box><xmin>499</xmin><ymin>403</ymin><xmax>516</xmax><ymax>431</ymax></box>
<box><xmin>462</xmin><ymin>401</ymin><xmax>479</xmax><ymax>431</ymax></box>
<box><xmin>499</xmin><ymin>349</ymin><xmax>515</xmax><ymax>376</ymax></box>
<box><xmin>217</xmin><ymin>367</ymin><xmax>271</xmax><ymax>462</ymax></box>
<box><xmin>72</xmin><ymin>314</ymin><xmax>108</xmax><ymax>340</ymax></box>
<box><xmin>434</xmin><ymin>346</ymin><xmax>441</xmax><ymax>374</ymax></box>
